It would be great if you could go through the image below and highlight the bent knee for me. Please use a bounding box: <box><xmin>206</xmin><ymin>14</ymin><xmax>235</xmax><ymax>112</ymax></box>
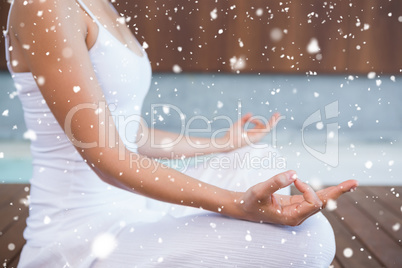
<box><xmin>290</xmin><ymin>212</ymin><xmax>335</xmax><ymax>266</ymax></box>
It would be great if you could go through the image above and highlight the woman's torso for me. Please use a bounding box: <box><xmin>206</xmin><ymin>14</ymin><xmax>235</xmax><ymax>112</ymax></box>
<box><xmin>4</xmin><ymin>0</ymin><xmax>157</xmax><ymax>247</ymax></box>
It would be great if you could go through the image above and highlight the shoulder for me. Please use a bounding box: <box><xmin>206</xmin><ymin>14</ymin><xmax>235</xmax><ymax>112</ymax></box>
<box><xmin>10</xmin><ymin>0</ymin><xmax>80</xmax><ymax>17</ymax></box>
<box><xmin>8</xmin><ymin>0</ymin><xmax>86</xmax><ymax>37</ymax></box>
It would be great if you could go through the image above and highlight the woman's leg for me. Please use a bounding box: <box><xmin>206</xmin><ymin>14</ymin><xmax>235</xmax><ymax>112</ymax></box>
<box><xmin>93</xmin><ymin>211</ymin><xmax>335</xmax><ymax>267</ymax></box>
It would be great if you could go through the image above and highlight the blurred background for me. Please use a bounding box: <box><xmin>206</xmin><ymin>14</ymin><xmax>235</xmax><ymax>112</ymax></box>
<box><xmin>0</xmin><ymin>0</ymin><xmax>401</xmax><ymax>185</ymax></box>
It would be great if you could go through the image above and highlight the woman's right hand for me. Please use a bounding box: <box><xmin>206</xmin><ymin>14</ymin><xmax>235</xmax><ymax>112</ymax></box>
<box><xmin>233</xmin><ymin>170</ymin><xmax>358</xmax><ymax>226</ymax></box>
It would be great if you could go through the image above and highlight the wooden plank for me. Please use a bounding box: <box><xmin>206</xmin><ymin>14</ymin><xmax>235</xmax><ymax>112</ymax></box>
<box><xmin>0</xmin><ymin>208</ymin><xmax>27</xmax><ymax>266</ymax></box>
<box><xmin>0</xmin><ymin>185</ymin><xmax>29</xmax><ymax>268</ymax></box>
<box><xmin>0</xmin><ymin>184</ymin><xmax>25</xmax><ymax>208</ymax></box>
<box><xmin>0</xmin><ymin>186</ymin><xmax>29</xmax><ymax>233</ymax></box>
<box><xmin>6</xmin><ymin>254</ymin><xmax>21</xmax><ymax>268</ymax></box>
<box><xmin>364</xmin><ymin>187</ymin><xmax>402</xmax><ymax>217</ymax></box>
<box><xmin>322</xmin><ymin>201</ymin><xmax>383</xmax><ymax>267</ymax></box>
<box><xmin>349</xmin><ymin>187</ymin><xmax>402</xmax><ymax>245</ymax></box>
<box><xmin>335</xmin><ymin>194</ymin><xmax>402</xmax><ymax>267</ymax></box>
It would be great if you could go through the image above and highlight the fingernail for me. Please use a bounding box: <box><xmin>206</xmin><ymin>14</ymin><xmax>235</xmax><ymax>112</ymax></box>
<box><xmin>349</xmin><ymin>187</ymin><xmax>357</xmax><ymax>192</ymax></box>
<box><xmin>286</xmin><ymin>172</ymin><xmax>297</xmax><ymax>182</ymax></box>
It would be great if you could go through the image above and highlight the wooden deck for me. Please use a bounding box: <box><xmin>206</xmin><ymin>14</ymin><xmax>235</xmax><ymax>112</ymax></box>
<box><xmin>0</xmin><ymin>184</ymin><xmax>401</xmax><ymax>267</ymax></box>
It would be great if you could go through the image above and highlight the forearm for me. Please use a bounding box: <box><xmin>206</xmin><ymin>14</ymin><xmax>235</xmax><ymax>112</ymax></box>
<box><xmin>137</xmin><ymin>127</ymin><xmax>232</xmax><ymax>158</ymax></box>
<box><xmin>85</xmin><ymin>145</ymin><xmax>242</xmax><ymax>218</ymax></box>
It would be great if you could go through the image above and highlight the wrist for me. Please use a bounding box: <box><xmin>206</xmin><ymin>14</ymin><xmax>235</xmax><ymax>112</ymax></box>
<box><xmin>214</xmin><ymin>136</ymin><xmax>235</xmax><ymax>153</ymax></box>
<box><xmin>219</xmin><ymin>190</ymin><xmax>245</xmax><ymax>220</ymax></box>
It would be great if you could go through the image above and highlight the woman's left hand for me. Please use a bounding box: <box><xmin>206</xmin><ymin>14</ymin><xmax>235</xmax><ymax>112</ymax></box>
<box><xmin>236</xmin><ymin>170</ymin><xmax>358</xmax><ymax>225</ymax></box>
<box><xmin>221</xmin><ymin>112</ymin><xmax>281</xmax><ymax>151</ymax></box>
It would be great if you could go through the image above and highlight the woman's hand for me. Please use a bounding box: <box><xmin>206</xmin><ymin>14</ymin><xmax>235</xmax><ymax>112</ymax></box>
<box><xmin>222</xmin><ymin>112</ymin><xmax>281</xmax><ymax>151</ymax></box>
<box><xmin>233</xmin><ymin>170</ymin><xmax>358</xmax><ymax>226</ymax></box>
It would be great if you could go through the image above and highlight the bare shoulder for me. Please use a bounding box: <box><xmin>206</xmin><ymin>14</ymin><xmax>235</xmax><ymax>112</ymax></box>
<box><xmin>8</xmin><ymin>0</ymin><xmax>86</xmax><ymax>37</ymax></box>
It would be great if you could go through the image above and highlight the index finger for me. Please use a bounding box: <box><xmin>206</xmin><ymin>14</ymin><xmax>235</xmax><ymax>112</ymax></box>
<box><xmin>294</xmin><ymin>179</ymin><xmax>323</xmax><ymax>208</ymax></box>
<box><xmin>283</xmin><ymin>179</ymin><xmax>323</xmax><ymax>224</ymax></box>
<box><xmin>317</xmin><ymin>180</ymin><xmax>358</xmax><ymax>206</ymax></box>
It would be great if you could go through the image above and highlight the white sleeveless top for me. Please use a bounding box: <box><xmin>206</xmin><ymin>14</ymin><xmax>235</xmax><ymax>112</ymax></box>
<box><xmin>4</xmin><ymin>0</ymin><xmax>161</xmax><ymax>257</ymax></box>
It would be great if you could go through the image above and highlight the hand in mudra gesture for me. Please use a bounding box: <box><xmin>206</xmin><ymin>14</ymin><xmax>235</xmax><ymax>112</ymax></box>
<box><xmin>223</xmin><ymin>112</ymin><xmax>281</xmax><ymax>150</ymax></box>
<box><xmin>236</xmin><ymin>170</ymin><xmax>358</xmax><ymax>226</ymax></box>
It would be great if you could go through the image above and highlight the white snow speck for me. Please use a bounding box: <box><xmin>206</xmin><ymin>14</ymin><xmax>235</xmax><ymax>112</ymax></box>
<box><xmin>229</xmin><ymin>56</ymin><xmax>246</xmax><ymax>71</ymax></box>
<box><xmin>281</xmin><ymin>238</ymin><xmax>286</xmax><ymax>244</ymax></box>
<box><xmin>238</xmin><ymin>38</ymin><xmax>244</xmax><ymax>48</ymax></box>
<box><xmin>326</xmin><ymin>199</ymin><xmax>337</xmax><ymax>211</ymax></box>
<box><xmin>392</xmin><ymin>223</ymin><xmax>400</xmax><ymax>232</ymax></box>
<box><xmin>172</xmin><ymin>64</ymin><xmax>182</xmax><ymax>73</ymax></box>
<box><xmin>399</xmin><ymin>16</ymin><xmax>402</xmax><ymax>22</ymax></box>
<box><xmin>210</xmin><ymin>8</ymin><xmax>218</xmax><ymax>20</ymax></box>
<box><xmin>91</xmin><ymin>233</ymin><xmax>117</xmax><ymax>259</ymax></box>
<box><xmin>316</xmin><ymin>122</ymin><xmax>324</xmax><ymax>130</ymax></box>
<box><xmin>388</xmin><ymin>160</ymin><xmax>394</xmax><ymax>166</ymax></box>
<box><xmin>245</xmin><ymin>234</ymin><xmax>252</xmax><ymax>242</ymax></box>
<box><xmin>307</xmin><ymin>38</ymin><xmax>320</xmax><ymax>54</ymax></box>
<box><xmin>95</xmin><ymin>108</ymin><xmax>103</xmax><ymax>115</ymax></box>
<box><xmin>348</xmin><ymin>121</ymin><xmax>353</xmax><ymax>128</ymax></box>
<box><xmin>23</xmin><ymin>129</ymin><xmax>37</xmax><ymax>141</ymax></box>
<box><xmin>2</xmin><ymin>110</ymin><xmax>9</xmax><ymax>117</ymax></box>
<box><xmin>218</xmin><ymin>29</ymin><xmax>224</xmax><ymax>34</ymax></box>
<box><xmin>270</xmin><ymin>28</ymin><xmax>283</xmax><ymax>42</ymax></box>
<box><xmin>365</xmin><ymin>161</ymin><xmax>373</xmax><ymax>169</ymax></box>
<box><xmin>217</xmin><ymin>101</ymin><xmax>223</xmax><ymax>109</ymax></box>
<box><xmin>343</xmin><ymin>248</ymin><xmax>353</xmax><ymax>258</ymax></box>
<box><xmin>256</xmin><ymin>8</ymin><xmax>263</xmax><ymax>17</ymax></box>
<box><xmin>314</xmin><ymin>92</ymin><xmax>319</xmax><ymax>98</ymax></box>
<box><xmin>8</xmin><ymin>243</ymin><xmax>15</xmax><ymax>251</ymax></box>
<box><xmin>162</xmin><ymin>105</ymin><xmax>170</xmax><ymax>114</ymax></box>
<box><xmin>73</xmin><ymin>86</ymin><xmax>81</xmax><ymax>93</ymax></box>
<box><xmin>210</xmin><ymin>222</ymin><xmax>217</xmax><ymax>228</ymax></box>
<box><xmin>43</xmin><ymin>215</ymin><xmax>51</xmax><ymax>224</ymax></box>
<box><xmin>376</xmin><ymin>80</ymin><xmax>382</xmax><ymax>87</ymax></box>
<box><xmin>367</xmin><ymin>72</ymin><xmax>376</xmax><ymax>79</ymax></box>
<box><xmin>0</xmin><ymin>152</ymin><xmax>4</xmax><ymax>159</ymax></box>
<box><xmin>37</xmin><ymin>76</ymin><xmax>45</xmax><ymax>86</ymax></box>
<box><xmin>157</xmin><ymin>257</ymin><xmax>164</xmax><ymax>263</ymax></box>
<box><xmin>142</xmin><ymin>41</ymin><xmax>149</xmax><ymax>49</ymax></box>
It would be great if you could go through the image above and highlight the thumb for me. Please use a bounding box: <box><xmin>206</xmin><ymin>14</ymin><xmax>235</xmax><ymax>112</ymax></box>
<box><xmin>241</xmin><ymin>113</ymin><xmax>253</xmax><ymax>124</ymax></box>
<box><xmin>259</xmin><ymin>170</ymin><xmax>297</xmax><ymax>196</ymax></box>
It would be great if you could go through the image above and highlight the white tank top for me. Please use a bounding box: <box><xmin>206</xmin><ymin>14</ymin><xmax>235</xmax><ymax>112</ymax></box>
<box><xmin>4</xmin><ymin>0</ymin><xmax>156</xmax><ymax>248</ymax></box>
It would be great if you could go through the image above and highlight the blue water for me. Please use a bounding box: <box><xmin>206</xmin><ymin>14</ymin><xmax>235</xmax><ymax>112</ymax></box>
<box><xmin>0</xmin><ymin>158</ymin><xmax>32</xmax><ymax>183</ymax></box>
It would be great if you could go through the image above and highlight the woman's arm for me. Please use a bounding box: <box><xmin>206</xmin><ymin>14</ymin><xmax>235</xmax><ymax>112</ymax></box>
<box><xmin>9</xmin><ymin>0</ymin><xmax>357</xmax><ymax>226</ymax></box>
<box><xmin>137</xmin><ymin>112</ymin><xmax>281</xmax><ymax>159</ymax></box>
